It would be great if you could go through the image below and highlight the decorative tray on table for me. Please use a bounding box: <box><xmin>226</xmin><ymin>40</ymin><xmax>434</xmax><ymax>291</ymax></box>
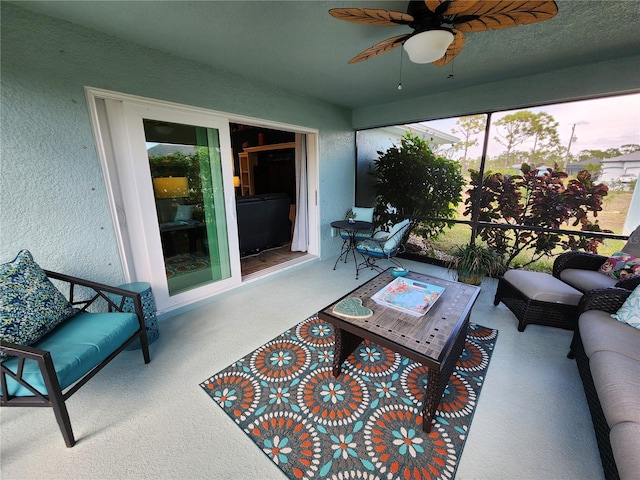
<box><xmin>371</xmin><ymin>277</ymin><xmax>445</xmax><ymax>317</ymax></box>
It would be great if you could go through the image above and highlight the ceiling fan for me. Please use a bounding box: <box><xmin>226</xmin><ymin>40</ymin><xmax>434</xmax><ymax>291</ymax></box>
<box><xmin>329</xmin><ymin>0</ymin><xmax>558</xmax><ymax>65</ymax></box>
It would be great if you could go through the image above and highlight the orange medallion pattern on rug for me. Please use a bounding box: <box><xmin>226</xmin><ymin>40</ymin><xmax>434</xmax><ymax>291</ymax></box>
<box><xmin>201</xmin><ymin>315</ymin><xmax>497</xmax><ymax>480</ymax></box>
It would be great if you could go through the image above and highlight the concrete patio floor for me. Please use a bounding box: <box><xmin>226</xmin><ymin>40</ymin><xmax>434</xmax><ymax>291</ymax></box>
<box><xmin>0</xmin><ymin>256</ymin><xmax>603</xmax><ymax>479</ymax></box>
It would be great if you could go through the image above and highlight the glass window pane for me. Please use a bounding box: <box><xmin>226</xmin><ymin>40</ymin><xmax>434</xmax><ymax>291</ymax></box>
<box><xmin>145</xmin><ymin>120</ymin><xmax>231</xmax><ymax>296</ymax></box>
<box><xmin>356</xmin><ymin>116</ymin><xmax>488</xmax><ymax>258</ymax></box>
<box><xmin>484</xmin><ymin>95</ymin><xmax>639</xmax><ymax>236</ymax></box>
<box><xmin>356</xmin><ymin>93</ymin><xmax>639</xmax><ymax>270</ymax></box>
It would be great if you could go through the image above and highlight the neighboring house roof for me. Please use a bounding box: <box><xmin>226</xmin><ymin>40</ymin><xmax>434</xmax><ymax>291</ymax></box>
<box><xmin>601</xmin><ymin>152</ymin><xmax>640</xmax><ymax>163</ymax></box>
<box><xmin>380</xmin><ymin>124</ymin><xmax>460</xmax><ymax>146</ymax></box>
<box><xmin>404</xmin><ymin>123</ymin><xmax>461</xmax><ymax>145</ymax></box>
<box><xmin>566</xmin><ymin>152</ymin><xmax>640</xmax><ymax>176</ymax></box>
<box><xmin>566</xmin><ymin>159</ymin><xmax>601</xmax><ymax>173</ymax></box>
<box><xmin>599</xmin><ymin>152</ymin><xmax>640</xmax><ymax>183</ymax></box>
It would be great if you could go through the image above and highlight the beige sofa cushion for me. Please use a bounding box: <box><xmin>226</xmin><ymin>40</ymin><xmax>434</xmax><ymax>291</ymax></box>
<box><xmin>559</xmin><ymin>226</ymin><xmax>639</xmax><ymax>292</ymax></box>
<box><xmin>559</xmin><ymin>268</ymin><xmax>618</xmax><ymax>292</ymax></box>
<box><xmin>504</xmin><ymin>270</ymin><xmax>583</xmax><ymax>305</ymax></box>
<box><xmin>589</xmin><ymin>350</ymin><xmax>640</xmax><ymax>427</ymax></box>
<box><xmin>580</xmin><ymin>311</ymin><xmax>640</xmax><ymax>361</ymax></box>
<box><xmin>610</xmin><ymin>422</ymin><xmax>640</xmax><ymax>480</ymax></box>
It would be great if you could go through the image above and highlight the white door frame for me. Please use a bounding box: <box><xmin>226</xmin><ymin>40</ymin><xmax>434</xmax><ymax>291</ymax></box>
<box><xmin>85</xmin><ymin>87</ymin><xmax>320</xmax><ymax>313</ymax></box>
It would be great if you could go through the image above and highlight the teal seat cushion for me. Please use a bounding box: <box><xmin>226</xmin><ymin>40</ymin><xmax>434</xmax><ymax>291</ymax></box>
<box><xmin>340</xmin><ymin>230</ymin><xmax>374</xmax><ymax>240</ymax></box>
<box><xmin>1</xmin><ymin>250</ymin><xmax>76</xmax><ymax>359</ymax></box>
<box><xmin>356</xmin><ymin>239</ymin><xmax>390</xmax><ymax>258</ymax></box>
<box><xmin>356</xmin><ymin>219</ymin><xmax>410</xmax><ymax>257</ymax></box>
<box><xmin>1</xmin><ymin>311</ymin><xmax>138</xmax><ymax>396</ymax></box>
<box><xmin>354</xmin><ymin>230</ymin><xmax>374</xmax><ymax>240</ymax></box>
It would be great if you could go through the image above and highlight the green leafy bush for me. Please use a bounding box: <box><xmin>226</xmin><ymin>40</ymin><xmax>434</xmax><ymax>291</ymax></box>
<box><xmin>372</xmin><ymin>132</ymin><xmax>464</xmax><ymax>236</ymax></box>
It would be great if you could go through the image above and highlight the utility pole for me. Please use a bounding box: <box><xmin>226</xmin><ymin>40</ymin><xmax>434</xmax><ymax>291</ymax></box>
<box><xmin>564</xmin><ymin>121</ymin><xmax>588</xmax><ymax>169</ymax></box>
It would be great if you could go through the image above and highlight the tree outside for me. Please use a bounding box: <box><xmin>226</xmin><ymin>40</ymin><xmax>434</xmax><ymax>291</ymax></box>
<box><xmin>372</xmin><ymin>132</ymin><xmax>465</xmax><ymax>238</ymax></box>
<box><xmin>360</xmin><ymin>93</ymin><xmax>640</xmax><ymax>271</ymax></box>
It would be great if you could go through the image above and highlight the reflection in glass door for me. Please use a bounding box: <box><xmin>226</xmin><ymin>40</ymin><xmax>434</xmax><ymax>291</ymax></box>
<box><xmin>144</xmin><ymin>120</ymin><xmax>231</xmax><ymax>296</ymax></box>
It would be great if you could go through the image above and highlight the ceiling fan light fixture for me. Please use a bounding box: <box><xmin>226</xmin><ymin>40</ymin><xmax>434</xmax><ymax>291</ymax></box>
<box><xmin>403</xmin><ymin>29</ymin><xmax>454</xmax><ymax>64</ymax></box>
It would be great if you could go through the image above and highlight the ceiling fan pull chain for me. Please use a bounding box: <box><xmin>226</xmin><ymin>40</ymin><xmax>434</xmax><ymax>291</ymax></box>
<box><xmin>397</xmin><ymin>49</ymin><xmax>404</xmax><ymax>91</ymax></box>
<box><xmin>448</xmin><ymin>59</ymin><xmax>455</xmax><ymax>79</ymax></box>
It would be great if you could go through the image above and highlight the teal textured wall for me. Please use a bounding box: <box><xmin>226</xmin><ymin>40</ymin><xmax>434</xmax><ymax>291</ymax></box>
<box><xmin>3</xmin><ymin>2</ymin><xmax>637</xmax><ymax>288</ymax></box>
<box><xmin>0</xmin><ymin>3</ymin><xmax>354</xmax><ymax>284</ymax></box>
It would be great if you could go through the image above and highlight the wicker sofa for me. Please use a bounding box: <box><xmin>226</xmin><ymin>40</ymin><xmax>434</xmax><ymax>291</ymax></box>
<box><xmin>568</xmin><ymin>287</ymin><xmax>640</xmax><ymax>480</ymax></box>
<box><xmin>553</xmin><ymin>225</ymin><xmax>640</xmax><ymax>293</ymax></box>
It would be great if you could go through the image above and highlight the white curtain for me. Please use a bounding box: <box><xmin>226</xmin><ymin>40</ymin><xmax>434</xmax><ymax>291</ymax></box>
<box><xmin>291</xmin><ymin>133</ymin><xmax>308</xmax><ymax>251</ymax></box>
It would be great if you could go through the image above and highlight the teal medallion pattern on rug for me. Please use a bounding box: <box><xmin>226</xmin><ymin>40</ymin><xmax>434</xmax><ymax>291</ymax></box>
<box><xmin>200</xmin><ymin>314</ymin><xmax>497</xmax><ymax>480</ymax></box>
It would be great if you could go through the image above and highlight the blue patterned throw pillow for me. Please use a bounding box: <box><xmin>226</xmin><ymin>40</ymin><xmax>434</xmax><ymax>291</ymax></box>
<box><xmin>0</xmin><ymin>250</ymin><xmax>76</xmax><ymax>359</ymax></box>
<box><xmin>611</xmin><ymin>285</ymin><xmax>640</xmax><ymax>329</ymax></box>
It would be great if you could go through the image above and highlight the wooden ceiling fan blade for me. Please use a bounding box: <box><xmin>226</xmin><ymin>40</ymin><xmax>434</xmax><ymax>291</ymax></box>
<box><xmin>348</xmin><ymin>34</ymin><xmax>410</xmax><ymax>64</ymax></box>
<box><xmin>329</xmin><ymin>8</ymin><xmax>413</xmax><ymax>26</ymax></box>
<box><xmin>425</xmin><ymin>0</ymin><xmax>484</xmax><ymax>16</ymax></box>
<box><xmin>453</xmin><ymin>1</ymin><xmax>558</xmax><ymax>32</ymax></box>
<box><xmin>432</xmin><ymin>30</ymin><xmax>466</xmax><ymax>66</ymax></box>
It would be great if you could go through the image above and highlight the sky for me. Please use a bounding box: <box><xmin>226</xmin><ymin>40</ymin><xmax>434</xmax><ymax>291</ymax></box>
<box><xmin>418</xmin><ymin>92</ymin><xmax>640</xmax><ymax>159</ymax></box>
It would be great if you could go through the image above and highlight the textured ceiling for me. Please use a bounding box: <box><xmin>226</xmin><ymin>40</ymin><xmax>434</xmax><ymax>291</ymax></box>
<box><xmin>13</xmin><ymin>0</ymin><xmax>640</xmax><ymax>109</ymax></box>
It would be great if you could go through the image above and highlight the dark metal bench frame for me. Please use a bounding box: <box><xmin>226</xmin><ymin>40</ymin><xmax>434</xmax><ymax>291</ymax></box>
<box><xmin>1</xmin><ymin>270</ymin><xmax>151</xmax><ymax>447</ymax></box>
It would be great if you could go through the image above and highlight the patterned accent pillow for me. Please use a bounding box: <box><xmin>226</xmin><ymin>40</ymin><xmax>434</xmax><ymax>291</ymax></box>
<box><xmin>0</xmin><ymin>250</ymin><xmax>76</xmax><ymax>359</ymax></box>
<box><xmin>598</xmin><ymin>251</ymin><xmax>640</xmax><ymax>279</ymax></box>
<box><xmin>611</xmin><ymin>285</ymin><xmax>640</xmax><ymax>329</ymax></box>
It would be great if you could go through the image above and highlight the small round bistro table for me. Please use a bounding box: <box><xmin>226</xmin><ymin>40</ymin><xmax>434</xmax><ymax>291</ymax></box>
<box><xmin>331</xmin><ymin>220</ymin><xmax>374</xmax><ymax>279</ymax></box>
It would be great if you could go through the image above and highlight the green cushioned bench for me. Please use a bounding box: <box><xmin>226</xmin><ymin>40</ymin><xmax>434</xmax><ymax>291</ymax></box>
<box><xmin>1</xmin><ymin>251</ymin><xmax>151</xmax><ymax>448</ymax></box>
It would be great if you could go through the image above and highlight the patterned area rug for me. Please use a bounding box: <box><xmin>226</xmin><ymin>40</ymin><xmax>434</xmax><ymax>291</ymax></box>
<box><xmin>164</xmin><ymin>254</ymin><xmax>210</xmax><ymax>278</ymax></box>
<box><xmin>200</xmin><ymin>314</ymin><xmax>497</xmax><ymax>480</ymax></box>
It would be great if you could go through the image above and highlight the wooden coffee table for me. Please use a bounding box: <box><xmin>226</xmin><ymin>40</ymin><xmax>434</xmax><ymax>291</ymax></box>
<box><xmin>319</xmin><ymin>269</ymin><xmax>480</xmax><ymax>432</ymax></box>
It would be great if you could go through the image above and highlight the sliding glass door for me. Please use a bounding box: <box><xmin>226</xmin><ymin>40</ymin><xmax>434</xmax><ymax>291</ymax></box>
<box><xmin>145</xmin><ymin>119</ymin><xmax>232</xmax><ymax>296</ymax></box>
<box><xmin>103</xmin><ymin>100</ymin><xmax>241</xmax><ymax>312</ymax></box>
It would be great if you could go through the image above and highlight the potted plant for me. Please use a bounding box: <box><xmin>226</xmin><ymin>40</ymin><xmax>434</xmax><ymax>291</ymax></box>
<box><xmin>346</xmin><ymin>211</ymin><xmax>357</xmax><ymax>224</ymax></box>
<box><xmin>446</xmin><ymin>242</ymin><xmax>505</xmax><ymax>285</ymax></box>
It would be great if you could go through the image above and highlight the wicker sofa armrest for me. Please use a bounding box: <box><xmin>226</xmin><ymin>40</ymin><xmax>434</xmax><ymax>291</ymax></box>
<box><xmin>578</xmin><ymin>287</ymin><xmax>631</xmax><ymax>315</ymax></box>
<box><xmin>615</xmin><ymin>274</ymin><xmax>640</xmax><ymax>291</ymax></box>
<box><xmin>552</xmin><ymin>251</ymin><xmax>608</xmax><ymax>279</ymax></box>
